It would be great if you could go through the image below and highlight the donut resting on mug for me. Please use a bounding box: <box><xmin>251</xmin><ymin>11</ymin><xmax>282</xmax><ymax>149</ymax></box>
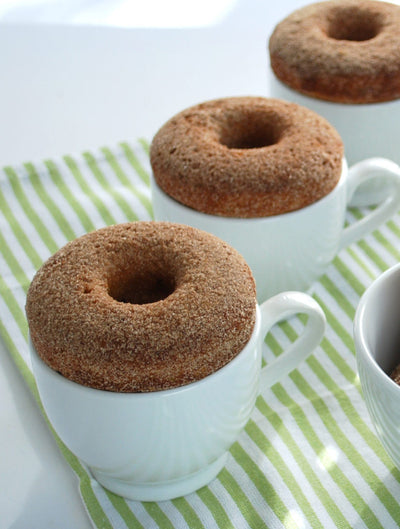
<box><xmin>150</xmin><ymin>96</ymin><xmax>343</xmax><ymax>218</ymax></box>
<box><xmin>269</xmin><ymin>0</ymin><xmax>400</xmax><ymax>104</ymax></box>
<box><xmin>26</xmin><ymin>222</ymin><xmax>257</xmax><ymax>392</ymax></box>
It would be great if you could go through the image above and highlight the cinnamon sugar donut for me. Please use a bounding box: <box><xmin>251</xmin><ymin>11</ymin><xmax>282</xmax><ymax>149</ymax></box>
<box><xmin>150</xmin><ymin>96</ymin><xmax>343</xmax><ymax>218</ymax></box>
<box><xmin>269</xmin><ymin>0</ymin><xmax>400</xmax><ymax>104</ymax></box>
<box><xmin>26</xmin><ymin>222</ymin><xmax>256</xmax><ymax>392</ymax></box>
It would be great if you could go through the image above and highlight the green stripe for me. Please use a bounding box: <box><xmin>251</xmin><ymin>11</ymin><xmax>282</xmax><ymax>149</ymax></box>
<box><xmin>272</xmin><ymin>320</ymin><xmax>400</xmax><ymax>525</ymax></box>
<box><xmin>0</xmin><ymin>275</ymin><xmax>28</xmax><ymax>338</ymax></box>
<box><xmin>314</xmin><ymin>264</ymin><xmax>400</xmax><ymax>477</ymax></box>
<box><xmin>53</xmin><ymin>451</ymin><xmax>112</xmax><ymax>528</ymax></box>
<box><xmin>39</xmin><ymin>405</ymin><xmax>113</xmax><ymax>528</ymax></box>
<box><xmin>307</xmin><ymin>348</ymin><xmax>397</xmax><ymax>474</ymax></box>
<box><xmin>255</xmin><ymin>397</ymin><xmax>351</xmax><ymax>528</ymax></box>
<box><xmin>138</xmin><ymin>138</ymin><xmax>150</xmax><ymax>154</ymax></box>
<box><xmin>244</xmin><ymin>420</ymin><xmax>324</xmax><ymax>529</ymax></box>
<box><xmin>319</xmin><ymin>275</ymin><xmax>356</xmax><ymax>320</ymax></box>
<box><xmin>232</xmin><ymin>435</ymin><xmax>321</xmax><ymax>527</ymax></box>
<box><xmin>44</xmin><ymin>160</ymin><xmax>96</xmax><ymax>234</ymax></box>
<box><xmin>344</xmin><ymin>246</ymin><xmax>375</xmax><ymax>280</ymax></box>
<box><xmin>332</xmin><ymin>255</ymin><xmax>368</xmax><ymax>297</ymax></box>
<box><xmin>78</xmin><ymin>476</ymin><xmax>114</xmax><ymax>529</ymax></box>
<box><xmin>267</xmin><ymin>322</ymin><xmax>400</xmax><ymax>527</ymax></box>
<box><xmin>386</xmin><ymin>218</ymin><xmax>400</xmax><ymax>239</ymax></box>
<box><xmin>270</xmin><ymin>382</ymin><xmax>385</xmax><ymax>528</ymax></box>
<box><xmin>101</xmin><ymin>147</ymin><xmax>153</xmax><ymax>218</ymax></box>
<box><xmin>319</xmin><ymin>333</ymin><xmax>358</xmax><ymax>387</ymax></box>
<box><xmin>231</xmin><ymin>436</ymin><xmax>284</xmax><ymax>521</ymax></box>
<box><xmin>24</xmin><ymin>162</ymin><xmax>77</xmax><ymax>241</ymax></box>
<box><xmin>0</xmin><ymin>305</ymin><xmax>112</xmax><ymax>529</ymax></box>
<box><xmin>1</xmin><ymin>316</ymin><xmax>112</xmax><ymax>529</ymax></box>
<box><xmin>350</xmin><ymin>209</ymin><xmax>400</xmax><ymax>263</ymax></box>
<box><xmin>144</xmin><ymin>503</ymin><xmax>175</xmax><ymax>529</ymax></box>
<box><xmin>312</xmin><ymin>295</ymin><xmax>356</xmax><ymax>363</ymax></box>
<box><xmin>0</xmin><ymin>230</ymin><xmax>31</xmax><ymax>293</ymax></box>
<box><xmin>119</xmin><ymin>142</ymin><xmax>151</xmax><ymax>186</ymax></box>
<box><xmin>371</xmin><ymin>230</ymin><xmax>400</xmax><ymax>261</ymax></box>
<box><xmin>83</xmin><ymin>151</ymin><xmax>139</xmax><ymax>221</ymax></box>
<box><xmin>28</xmin><ymin>360</ymin><xmax>113</xmax><ymax>529</ymax></box>
<box><xmin>172</xmin><ymin>497</ymin><xmax>205</xmax><ymax>529</ymax></box>
<box><xmin>39</xmin><ymin>387</ymin><xmax>113</xmax><ymax>528</ymax></box>
<box><xmin>218</xmin><ymin>466</ymin><xmax>269</xmax><ymax>529</ymax></box>
<box><xmin>285</xmin><ymin>314</ymin><xmax>391</xmax><ymax>446</ymax></box>
<box><xmin>332</xmin><ymin>215</ymin><xmax>400</xmax><ymax>298</ymax></box>
<box><xmin>4</xmin><ymin>167</ymin><xmax>59</xmax><ymax>254</ymax></box>
<box><xmin>63</xmin><ymin>155</ymin><xmax>117</xmax><ymax>227</ymax></box>
<box><xmin>196</xmin><ymin>487</ymin><xmax>234</xmax><ymax>529</ymax></box>
<box><xmin>106</xmin><ymin>492</ymin><xmax>145</xmax><ymax>528</ymax></box>
<box><xmin>312</xmin><ymin>300</ymin><xmax>400</xmax><ymax>476</ymax></box>
<box><xmin>0</xmin><ymin>321</ymin><xmax>34</xmax><ymax>395</ymax></box>
<box><xmin>11</xmin><ymin>338</ymin><xmax>114</xmax><ymax>529</ymax></box>
<box><xmin>347</xmin><ymin>210</ymin><xmax>390</xmax><ymax>271</ymax></box>
<box><xmin>356</xmin><ymin>239</ymin><xmax>390</xmax><ymax>272</ymax></box>
<box><xmin>0</xmin><ymin>186</ymin><xmax>43</xmax><ymax>270</ymax></box>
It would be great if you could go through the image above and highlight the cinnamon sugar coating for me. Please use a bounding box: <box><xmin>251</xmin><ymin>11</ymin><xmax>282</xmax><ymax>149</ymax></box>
<box><xmin>269</xmin><ymin>0</ymin><xmax>400</xmax><ymax>103</ymax></box>
<box><xmin>26</xmin><ymin>222</ymin><xmax>256</xmax><ymax>392</ymax></box>
<box><xmin>150</xmin><ymin>97</ymin><xmax>343</xmax><ymax>217</ymax></box>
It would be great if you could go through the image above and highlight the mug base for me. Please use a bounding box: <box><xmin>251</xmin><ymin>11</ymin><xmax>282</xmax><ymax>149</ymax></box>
<box><xmin>90</xmin><ymin>452</ymin><xmax>228</xmax><ymax>502</ymax></box>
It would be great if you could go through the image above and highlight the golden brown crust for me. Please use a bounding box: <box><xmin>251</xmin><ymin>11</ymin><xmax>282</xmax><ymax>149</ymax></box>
<box><xmin>150</xmin><ymin>96</ymin><xmax>343</xmax><ymax>217</ymax></box>
<box><xmin>26</xmin><ymin>222</ymin><xmax>256</xmax><ymax>392</ymax></box>
<box><xmin>269</xmin><ymin>0</ymin><xmax>400</xmax><ymax>103</ymax></box>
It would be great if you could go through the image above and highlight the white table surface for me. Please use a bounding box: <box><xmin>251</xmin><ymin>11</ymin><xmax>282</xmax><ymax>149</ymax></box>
<box><xmin>0</xmin><ymin>1</ymin><xmax>340</xmax><ymax>526</ymax></box>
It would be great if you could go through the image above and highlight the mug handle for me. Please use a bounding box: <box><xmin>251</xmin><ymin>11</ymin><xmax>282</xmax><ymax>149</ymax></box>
<box><xmin>258</xmin><ymin>291</ymin><xmax>326</xmax><ymax>391</ymax></box>
<box><xmin>339</xmin><ymin>158</ymin><xmax>400</xmax><ymax>251</ymax></box>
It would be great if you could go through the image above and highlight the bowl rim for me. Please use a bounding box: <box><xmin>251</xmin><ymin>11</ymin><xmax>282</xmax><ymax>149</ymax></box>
<box><xmin>354</xmin><ymin>262</ymin><xmax>400</xmax><ymax>392</ymax></box>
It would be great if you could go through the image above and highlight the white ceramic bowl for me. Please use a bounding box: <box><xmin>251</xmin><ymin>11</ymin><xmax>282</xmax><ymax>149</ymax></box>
<box><xmin>355</xmin><ymin>263</ymin><xmax>400</xmax><ymax>469</ymax></box>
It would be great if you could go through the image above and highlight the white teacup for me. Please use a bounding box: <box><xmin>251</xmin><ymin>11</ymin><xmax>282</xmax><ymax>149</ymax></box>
<box><xmin>269</xmin><ymin>75</ymin><xmax>400</xmax><ymax>206</ymax></box>
<box><xmin>152</xmin><ymin>157</ymin><xmax>400</xmax><ymax>303</ymax></box>
<box><xmin>354</xmin><ymin>263</ymin><xmax>400</xmax><ymax>471</ymax></box>
<box><xmin>31</xmin><ymin>291</ymin><xmax>325</xmax><ymax>502</ymax></box>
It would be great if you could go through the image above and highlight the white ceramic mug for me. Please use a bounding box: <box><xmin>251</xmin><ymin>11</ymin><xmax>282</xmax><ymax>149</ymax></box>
<box><xmin>31</xmin><ymin>291</ymin><xmax>325</xmax><ymax>502</ymax></box>
<box><xmin>152</xmin><ymin>158</ymin><xmax>400</xmax><ymax>303</ymax></box>
<box><xmin>269</xmin><ymin>75</ymin><xmax>400</xmax><ymax>206</ymax></box>
<box><xmin>354</xmin><ymin>263</ymin><xmax>400</xmax><ymax>471</ymax></box>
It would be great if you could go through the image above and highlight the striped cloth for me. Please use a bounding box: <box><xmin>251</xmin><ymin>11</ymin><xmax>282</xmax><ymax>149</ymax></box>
<box><xmin>1</xmin><ymin>141</ymin><xmax>400</xmax><ymax>529</ymax></box>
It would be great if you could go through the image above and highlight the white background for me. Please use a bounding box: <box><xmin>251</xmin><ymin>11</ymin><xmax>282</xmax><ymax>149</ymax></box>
<box><xmin>0</xmin><ymin>0</ymin><xmax>304</xmax><ymax>168</ymax></box>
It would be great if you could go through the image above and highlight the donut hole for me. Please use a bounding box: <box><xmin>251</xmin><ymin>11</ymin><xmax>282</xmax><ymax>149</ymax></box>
<box><xmin>108</xmin><ymin>270</ymin><xmax>176</xmax><ymax>305</ymax></box>
<box><xmin>327</xmin><ymin>8</ymin><xmax>381</xmax><ymax>41</ymax></box>
<box><xmin>218</xmin><ymin>111</ymin><xmax>283</xmax><ymax>149</ymax></box>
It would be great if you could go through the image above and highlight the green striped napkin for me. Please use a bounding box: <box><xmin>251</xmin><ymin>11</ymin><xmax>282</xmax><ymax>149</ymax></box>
<box><xmin>2</xmin><ymin>140</ymin><xmax>400</xmax><ymax>529</ymax></box>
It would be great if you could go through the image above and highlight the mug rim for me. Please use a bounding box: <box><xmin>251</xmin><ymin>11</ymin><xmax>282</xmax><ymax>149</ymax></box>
<box><xmin>30</xmin><ymin>304</ymin><xmax>261</xmax><ymax>400</ymax></box>
<box><xmin>354</xmin><ymin>262</ymin><xmax>400</xmax><ymax>391</ymax></box>
<box><xmin>152</xmin><ymin>158</ymin><xmax>348</xmax><ymax>223</ymax></box>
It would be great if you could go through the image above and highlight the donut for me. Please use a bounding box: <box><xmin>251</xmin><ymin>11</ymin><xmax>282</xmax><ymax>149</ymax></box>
<box><xmin>26</xmin><ymin>222</ymin><xmax>256</xmax><ymax>393</ymax></box>
<box><xmin>150</xmin><ymin>96</ymin><xmax>343</xmax><ymax>218</ymax></box>
<box><xmin>269</xmin><ymin>0</ymin><xmax>400</xmax><ymax>104</ymax></box>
